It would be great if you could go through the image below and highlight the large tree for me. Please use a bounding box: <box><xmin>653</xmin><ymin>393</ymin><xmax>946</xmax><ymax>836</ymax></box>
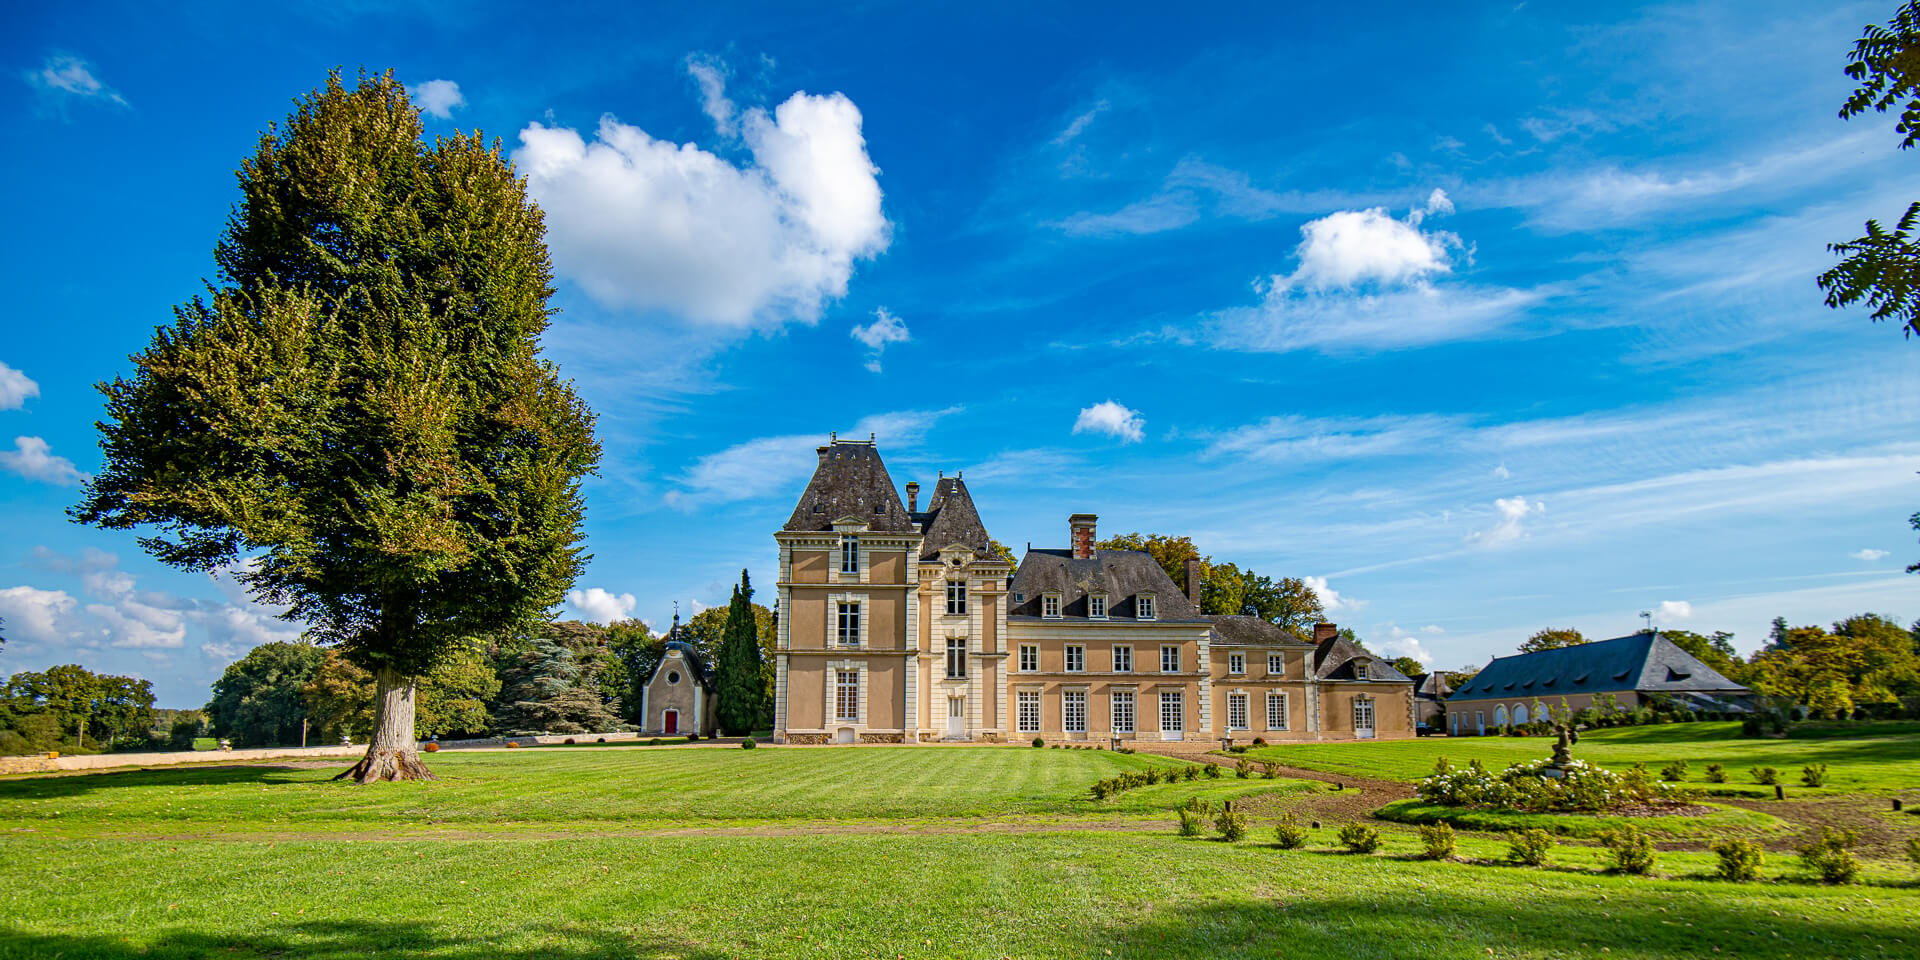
<box><xmin>72</xmin><ymin>72</ymin><xmax>598</xmax><ymax>781</ymax></box>
<box><xmin>715</xmin><ymin>571</ymin><xmax>770</xmax><ymax>735</ymax></box>
<box><xmin>1517</xmin><ymin>628</ymin><xmax>1588</xmax><ymax>655</ymax></box>
<box><xmin>1822</xmin><ymin>1</ymin><xmax>1920</xmax><ymax>339</ymax></box>
<box><xmin>1</xmin><ymin>664</ymin><xmax>155</xmax><ymax>752</ymax></box>
<box><xmin>302</xmin><ymin>644</ymin><xmax>500</xmax><ymax>742</ymax></box>
<box><xmin>205</xmin><ymin>641</ymin><xmax>325</xmax><ymax>747</ymax></box>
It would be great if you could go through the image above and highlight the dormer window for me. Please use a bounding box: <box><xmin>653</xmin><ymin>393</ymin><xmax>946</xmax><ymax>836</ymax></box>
<box><xmin>839</xmin><ymin>535</ymin><xmax>859</xmax><ymax>574</ymax></box>
<box><xmin>1041</xmin><ymin>593</ymin><xmax>1061</xmax><ymax>619</ymax></box>
<box><xmin>1137</xmin><ymin>594</ymin><xmax>1157</xmax><ymax>621</ymax></box>
<box><xmin>1088</xmin><ymin>595</ymin><xmax>1107</xmax><ymax>619</ymax></box>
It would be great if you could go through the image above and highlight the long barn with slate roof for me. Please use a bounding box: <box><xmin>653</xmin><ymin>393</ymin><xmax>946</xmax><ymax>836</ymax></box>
<box><xmin>1444</xmin><ymin>631</ymin><xmax>1752</xmax><ymax>735</ymax></box>
<box><xmin>771</xmin><ymin>436</ymin><xmax>1415</xmax><ymax>745</ymax></box>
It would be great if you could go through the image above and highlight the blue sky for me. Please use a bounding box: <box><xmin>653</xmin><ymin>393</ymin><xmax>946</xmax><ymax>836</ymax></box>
<box><xmin>3</xmin><ymin>1</ymin><xmax>1917</xmax><ymax>706</ymax></box>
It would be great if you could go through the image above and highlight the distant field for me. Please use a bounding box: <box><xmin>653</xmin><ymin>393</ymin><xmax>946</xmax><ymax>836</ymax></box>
<box><xmin>1247</xmin><ymin>722</ymin><xmax>1920</xmax><ymax>796</ymax></box>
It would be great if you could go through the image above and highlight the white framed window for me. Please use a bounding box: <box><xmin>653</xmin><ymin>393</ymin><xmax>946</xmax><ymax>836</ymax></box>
<box><xmin>1227</xmin><ymin>693</ymin><xmax>1249</xmax><ymax>730</ymax></box>
<box><xmin>946</xmin><ymin>637</ymin><xmax>967</xmax><ymax>679</ymax></box>
<box><xmin>1137</xmin><ymin>594</ymin><xmax>1157</xmax><ymax>620</ymax></box>
<box><xmin>1267</xmin><ymin>692</ymin><xmax>1289</xmax><ymax>731</ymax></box>
<box><xmin>1017</xmin><ymin>691</ymin><xmax>1041</xmax><ymax>733</ymax></box>
<box><xmin>1111</xmin><ymin>645</ymin><xmax>1132</xmax><ymax>673</ymax></box>
<box><xmin>1019</xmin><ymin>644</ymin><xmax>1038</xmax><ymax>673</ymax></box>
<box><xmin>1159</xmin><ymin>691</ymin><xmax>1184</xmax><ymax>733</ymax></box>
<box><xmin>1063</xmin><ymin>691</ymin><xmax>1087</xmax><ymax>732</ymax></box>
<box><xmin>1089</xmin><ymin>595</ymin><xmax>1107</xmax><ymax>619</ymax></box>
<box><xmin>1065</xmin><ymin>645</ymin><xmax>1085</xmax><ymax>672</ymax></box>
<box><xmin>836</xmin><ymin>602</ymin><xmax>861</xmax><ymax>646</ymax></box>
<box><xmin>1229</xmin><ymin>652</ymin><xmax>1245</xmax><ymax>675</ymax></box>
<box><xmin>839</xmin><ymin>535</ymin><xmax>859</xmax><ymax>575</ymax></box>
<box><xmin>1111</xmin><ymin>691</ymin><xmax>1136</xmax><ymax>733</ymax></box>
<box><xmin>1041</xmin><ymin>593</ymin><xmax>1061</xmax><ymax>618</ymax></box>
<box><xmin>835</xmin><ymin>670</ymin><xmax>859</xmax><ymax>722</ymax></box>
<box><xmin>1160</xmin><ymin>645</ymin><xmax>1180</xmax><ymax>673</ymax></box>
<box><xmin>1268</xmin><ymin>653</ymin><xmax>1285</xmax><ymax>676</ymax></box>
<box><xmin>946</xmin><ymin>581</ymin><xmax>967</xmax><ymax>616</ymax></box>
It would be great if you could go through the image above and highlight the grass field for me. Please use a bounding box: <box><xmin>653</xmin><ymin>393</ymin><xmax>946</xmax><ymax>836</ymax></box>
<box><xmin>4</xmin><ymin>742</ymin><xmax>1918</xmax><ymax>958</ymax></box>
<box><xmin>1246</xmin><ymin>721</ymin><xmax>1920</xmax><ymax>796</ymax></box>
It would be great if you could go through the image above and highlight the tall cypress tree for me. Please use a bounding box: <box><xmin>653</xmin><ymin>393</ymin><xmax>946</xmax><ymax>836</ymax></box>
<box><xmin>73</xmin><ymin>71</ymin><xmax>599</xmax><ymax>781</ymax></box>
<box><xmin>715</xmin><ymin>570</ymin><xmax>765</xmax><ymax>736</ymax></box>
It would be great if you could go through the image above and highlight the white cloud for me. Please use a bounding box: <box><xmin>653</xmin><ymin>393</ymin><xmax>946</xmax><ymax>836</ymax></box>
<box><xmin>0</xmin><ymin>362</ymin><xmax>38</xmax><ymax>409</ymax></box>
<box><xmin>1655</xmin><ymin>600</ymin><xmax>1694</xmax><ymax>621</ymax></box>
<box><xmin>1273</xmin><ymin>206</ymin><xmax>1459</xmax><ymax>291</ymax></box>
<box><xmin>1073</xmin><ymin>400</ymin><xmax>1145</xmax><ymax>444</ymax></box>
<box><xmin>1851</xmin><ymin>548</ymin><xmax>1889</xmax><ymax>561</ymax></box>
<box><xmin>515</xmin><ymin>62</ymin><xmax>889</xmax><ymax>329</ymax></box>
<box><xmin>684</xmin><ymin>56</ymin><xmax>735</xmax><ymax>135</ymax></box>
<box><xmin>1492</xmin><ymin>462</ymin><xmax>1511</xmax><ymax>480</ymax></box>
<box><xmin>27</xmin><ymin>54</ymin><xmax>128</xmax><ymax>107</ymax></box>
<box><xmin>1052</xmin><ymin>100</ymin><xmax>1109</xmax><ymax>145</ymax></box>
<box><xmin>1376</xmin><ymin>627</ymin><xmax>1436</xmax><ymax>667</ymax></box>
<box><xmin>1204</xmin><ymin>414</ymin><xmax>1463</xmax><ymax>465</ymax></box>
<box><xmin>1303</xmin><ymin>576</ymin><xmax>1363</xmax><ymax>614</ymax></box>
<box><xmin>86</xmin><ymin>598</ymin><xmax>185</xmax><ymax>649</ymax></box>
<box><xmin>568</xmin><ymin>587</ymin><xmax>637</xmax><ymax>625</ymax></box>
<box><xmin>0</xmin><ymin>436</ymin><xmax>85</xmax><ymax>486</ymax></box>
<box><xmin>0</xmin><ymin>585</ymin><xmax>79</xmax><ymax>644</ymax></box>
<box><xmin>1466</xmin><ymin>496</ymin><xmax>1544</xmax><ymax>547</ymax></box>
<box><xmin>850</xmin><ymin>307</ymin><xmax>910</xmax><ymax>372</ymax></box>
<box><xmin>1421</xmin><ymin>624</ymin><xmax>1446</xmax><ymax>635</ymax></box>
<box><xmin>665</xmin><ymin>407</ymin><xmax>957</xmax><ymax>509</ymax></box>
<box><xmin>1054</xmin><ymin>194</ymin><xmax>1201</xmax><ymax>237</ymax></box>
<box><xmin>412</xmin><ymin>79</ymin><xmax>465</xmax><ymax>119</ymax></box>
<box><xmin>26</xmin><ymin>548</ymin><xmax>298</xmax><ymax>657</ymax></box>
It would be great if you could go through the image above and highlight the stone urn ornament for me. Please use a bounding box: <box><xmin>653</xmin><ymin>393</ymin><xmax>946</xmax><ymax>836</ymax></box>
<box><xmin>1542</xmin><ymin>723</ymin><xmax>1574</xmax><ymax>778</ymax></box>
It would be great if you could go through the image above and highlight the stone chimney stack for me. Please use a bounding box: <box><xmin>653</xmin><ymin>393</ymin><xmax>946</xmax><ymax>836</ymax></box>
<box><xmin>905</xmin><ymin>481</ymin><xmax>920</xmax><ymax>513</ymax></box>
<box><xmin>1069</xmin><ymin>513</ymin><xmax>1098</xmax><ymax>559</ymax></box>
<box><xmin>1313</xmin><ymin>622</ymin><xmax>1339</xmax><ymax>643</ymax></box>
<box><xmin>1184</xmin><ymin>558</ymin><xmax>1203</xmax><ymax>604</ymax></box>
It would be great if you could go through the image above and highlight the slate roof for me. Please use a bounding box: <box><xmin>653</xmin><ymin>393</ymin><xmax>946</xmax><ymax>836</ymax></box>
<box><xmin>1313</xmin><ymin>636</ymin><xmax>1414</xmax><ymax>682</ymax></box>
<box><xmin>913</xmin><ymin>476</ymin><xmax>996</xmax><ymax>561</ymax></box>
<box><xmin>647</xmin><ymin>640</ymin><xmax>715</xmax><ymax>691</ymax></box>
<box><xmin>782</xmin><ymin>440</ymin><xmax>914</xmax><ymax>533</ymax></box>
<box><xmin>1008</xmin><ymin>548</ymin><xmax>1206</xmax><ymax>621</ymax></box>
<box><xmin>1447</xmin><ymin>631</ymin><xmax>1751</xmax><ymax>702</ymax></box>
<box><xmin>1408</xmin><ymin>673</ymin><xmax>1452</xmax><ymax>700</ymax></box>
<box><xmin>1207</xmin><ymin>614</ymin><xmax>1314</xmax><ymax>647</ymax></box>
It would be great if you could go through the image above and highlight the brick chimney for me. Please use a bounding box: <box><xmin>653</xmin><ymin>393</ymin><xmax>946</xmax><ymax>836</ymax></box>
<box><xmin>1313</xmin><ymin>622</ymin><xmax>1339</xmax><ymax>643</ymax></box>
<box><xmin>1069</xmin><ymin>513</ymin><xmax>1098</xmax><ymax>559</ymax></box>
<box><xmin>905</xmin><ymin>481</ymin><xmax>919</xmax><ymax>513</ymax></box>
<box><xmin>1184</xmin><ymin>558</ymin><xmax>1203</xmax><ymax>604</ymax></box>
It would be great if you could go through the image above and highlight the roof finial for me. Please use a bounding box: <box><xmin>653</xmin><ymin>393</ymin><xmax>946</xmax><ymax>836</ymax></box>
<box><xmin>830</xmin><ymin>430</ymin><xmax>837</xmax><ymax>442</ymax></box>
<box><xmin>938</xmin><ymin>469</ymin><xmax>944</xmax><ymax>479</ymax></box>
<box><xmin>869</xmin><ymin>432</ymin><xmax>875</xmax><ymax>443</ymax></box>
<box><xmin>957</xmin><ymin>470</ymin><xmax>962</xmax><ymax>479</ymax></box>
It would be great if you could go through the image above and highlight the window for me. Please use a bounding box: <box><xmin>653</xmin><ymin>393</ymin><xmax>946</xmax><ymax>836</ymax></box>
<box><xmin>1160</xmin><ymin>645</ymin><xmax>1180</xmax><ymax>673</ymax></box>
<box><xmin>1041</xmin><ymin>594</ymin><xmax>1061</xmax><ymax>618</ymax></box>
<box><xmin>1017</xmin><ymin>691</ymin><xmax>1040</xmax><ymax>733</ymax></box>
<box><xmin>836</xmin><ymin>602</ymin><xmax>861</xmax><ymax>645</ymax></box>
<box><xmin>1159</xmin><ymin>691</ymin><xmax>1184</xmax><ymax>732</ymax></box>
<box><xmin>1089</xmin><ymin>595</ymin><xmax>1107</xmax><ymax>619</ymax></box>
<box><xmin>1019</xmin><ymin>644</ymin><xmax>1038</xmax><ymax>673</ymax></box>
<box><xmin>839</xmin><ymin>535</ymin><xmax>859</xmax><ymax>575</ymax></box>
<box><xmin>1227</xmin><ymin>693</ymin><xmax>1248</xmax><ymax>730</ymax></box>
<box><xmin>946</xmin><ymin>581</ymin><xmax>967</xmax><ymax>616</ymax></box>
<box><xmin>1063</xmin><ymin>691</ymin><xmax>1086</xmax><ymax>732</ymax></box>
<box><xmin>1111</xmin><ymin>691</ymin><xmax>1135</xmax><ymax>733</ymax></box>
<box><xmin>1268</xmin><ymin>653</ymin><xmax>1285</xmax><ymax>676</ymax></box>
<box><xmin>1065</xmin><ymin>645</ymin><xmax>1085</xmax><ymax>673</ymax></box>
<box><xmin>1137</xmin><ymin>594</ymin><xmax>1157</xmax><ymax>620</ymax></box>
<box><xmin>1229</xmin><ymin>652</ymin><xmax>1245</xmax><ymax>675</ymax></box>
<box><xmin>835</xmin><ymin>671</ymin><xmax>859</xmax><ymax>722</ymax></box>
<box><xmin>946</xmin><ymin>637</ymin><xmax>967</xmax><ymax>679</ymax></box>
<box><xmin>1266</xmin><ymin>692</ymin><xmax>1289</xmax><ymax>731</ymax></box>
<box><xmin>1111</xmin><ymin>645</ymin><xmax>1132</xmax><ymax>673</ymax></box>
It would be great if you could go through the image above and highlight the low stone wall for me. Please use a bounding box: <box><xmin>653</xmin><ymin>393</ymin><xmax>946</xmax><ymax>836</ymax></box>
<box><xmin>0</xmin><ymin>744</ymin><xmax>366</xmax><ymax>775</ymax></box>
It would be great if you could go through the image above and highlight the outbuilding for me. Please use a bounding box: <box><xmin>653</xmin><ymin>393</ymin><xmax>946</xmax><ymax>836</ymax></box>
<box><xmin>641</xmin><ymin>640</ymin><xmax>717</xmax><ymax>737</ymax></box>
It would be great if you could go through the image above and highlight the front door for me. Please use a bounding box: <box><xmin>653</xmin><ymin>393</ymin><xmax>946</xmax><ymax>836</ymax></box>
<box><xmin>1353</xmin><ymin>699</ymin><xmax>1375</xmax><ymax>740</ymax></box>
<box><xmin>1159</xmin><ymin>691</ymin><xmax>1184</xmax><ymax>741</ymax></box>
<box><xmin>947</xmin><ymin>697</ymin><xmax>965</xmax><ymax>738</ymax></box>
<box><xmin>663</xmin><ymin>710</ymin><xmax>679</xmax><ymax>735</ymax></box>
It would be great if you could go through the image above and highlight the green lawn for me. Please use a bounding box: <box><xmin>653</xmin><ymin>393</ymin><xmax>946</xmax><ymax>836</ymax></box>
<box><xmin>3</xmin><ymin>743</ymin><xmax>1917</xmax><ymax>959</ymax></box>
<box><xmin>1247</xmin><ymin>722</ymin><xmax>1920</xmax><ymax>796</ymax></box>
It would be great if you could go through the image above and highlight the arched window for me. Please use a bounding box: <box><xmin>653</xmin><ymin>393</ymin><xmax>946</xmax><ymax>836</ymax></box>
<box><xmin>1513</xmin><ymin>703</ymin><xmax>1529</xmax><ymax>725</ymax></box>
<box><xmin>1494</xmin><ymin>705</ymin><xmax>1509</xmax><ymax>728</ymax></box>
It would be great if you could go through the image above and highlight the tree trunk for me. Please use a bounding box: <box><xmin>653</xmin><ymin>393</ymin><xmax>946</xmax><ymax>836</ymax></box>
<box><xmin>337</xmin><ymin>665</ymin><xmax>435</xmax><ymax>783</ymax></box>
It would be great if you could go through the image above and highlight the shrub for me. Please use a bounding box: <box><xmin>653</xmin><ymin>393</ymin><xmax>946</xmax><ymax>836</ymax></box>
<box><xmin>1252</xmin><ymin>737</ymin><xmax>1267</xmax><ymax>746</ymax></box>
<box><xmin>1178</xmin><ymin>795</ymin><xmax>1214</xmax><ymax>815</ymax></box>
<box><xmin>1704</xmin><ymin>763</ymin><xmax>1726</xmax><ymax>783</ymax></box>
<box><xmin>1416</xmin><ymin>822</ymin><xmax>1455</xmax><ymax>860</ymax></box>
<box><xmin>1204</xmin><ymin>763</ymin><xmax>1223</xmax><ymax>779</ymax></box>
<box><xmin>741</xmin><ymin>737</ymin><xmax>757</xmax><ymax>749</ymax></box>
<box><xmin>1507</xmin><ymin>828</ymin><xmax>1555</xmax><ymax>866</ymax></box>
<box><xmin>1431</xmin><ymin>756</ymin><xmax>1453</xmax><ymax>775</ymax></box>
<box><xmin>1235</xmin><ymin>757</ymin><xmax>1253</xmax><ymax>779</ymax></box>
<box><xmin>1598</xmin><ymin>824</ymin><xmax>1657</xmax><ymax>875</ymax></box>
<box><xmin>1337</xmin><ymin>822</ymin><xmax>1382</xmax><ymax>854</ymax></box>
<box><xmin>1417</xmin><ymin>757</ymin><xmax>1669</xmax><ymax>813</ymax></box>
<box><xmin>1177</xmin><ymin>809</ymin><xmax>1207</xmax><ymax>837</ymax></box>
<box><xmin>1797</xmin><ymin>828</ymin><xmax>1860</xmax><ymax>884</ymax></box>
<box><xmin>1800</xmin><ymin>763</ymin><xmax>1828</xmax><ymax>787</ymax></box>
<box><xmin>686</xmin><ymin>733</ymin><xmax>700</xmax><ymax>742</ymax></box>
<box><xmin>1905</xmin><ymin>836</ymin><xmax>1920</xmax><ymax>871</ymax></box>
<box><xmin>1750</xmin><ymin>766</ymin><xmax>1780</xmax><ymax>786</ymax></box>
<box><xmin>1659</xmin><ymin>760</ymin><xmax>1688</xmax><ymax>782</ymax></box>
<box><xmin>1274</xmin><ymin>814</ymin><xmax>1308</xmax><ymax>849</ymax></box>
<box><xmin>1261</xmin><ymin>761</ymin><xmax>1279</xmax><ymax>779</ymax></box>
<box><xmin>1215</xmin><ymin>809</ymin><xmax>1249</xmax><ymax>842</ymax></box>
<box><xmin>1712</xmin><ymin>839</ymin><xmax>1765</xmax><ymax>882</ymax></box>
<box><xmin>1183</xmin><ymin>764</ymin><xmax>1201</xmax><ymax>781</ymax></box>
<box><xmin>1090</xmin><ymin>779</ymin><xmax>1114</xmax><ymax>801</ymax></box>
<box><xmin>1032</xmin><ymin>737</ymin><xmax>1045</xmax><ymax>748</ymax></box>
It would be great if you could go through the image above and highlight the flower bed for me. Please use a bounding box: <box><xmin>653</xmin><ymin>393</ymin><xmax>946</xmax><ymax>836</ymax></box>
<box><xmin>1416</xmin><ymin>757</ymin><xmax>1678</xmax><ymax>813</ymax></box>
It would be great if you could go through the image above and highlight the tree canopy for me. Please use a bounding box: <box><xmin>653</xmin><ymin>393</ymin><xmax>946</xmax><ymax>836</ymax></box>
<box><xmin>1</xmin><ymin>664</ymin><xmax>155</xmax><ymax>754</ymax></box>
<box><xmin>71</xmin><ymin>71</ymin><xmax>598</xmax><ymax>781</ymax></box>
<box><xmin>1094</xmin><ymin>533</ymin><xmax>1328</xmax><ymax>634</ymax></box>
<box><xmin>715</xmin><ymin>570</ymin><xmax>770</xmax><ymax>735</ymax></box>
<box><xmin>206</xmin><ymin>641</ymin><xmax>325</xmax><ymax>747</ymax></box>
<box><xmin>1822</xmin><ymin>1</ymin><xmax>1920</xmax><ymax>338</ymax></box>
<box><xmin>1517</xmin><ymin>628</ymin><xmax>1588</xmax><ymax>654</ymax></box>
